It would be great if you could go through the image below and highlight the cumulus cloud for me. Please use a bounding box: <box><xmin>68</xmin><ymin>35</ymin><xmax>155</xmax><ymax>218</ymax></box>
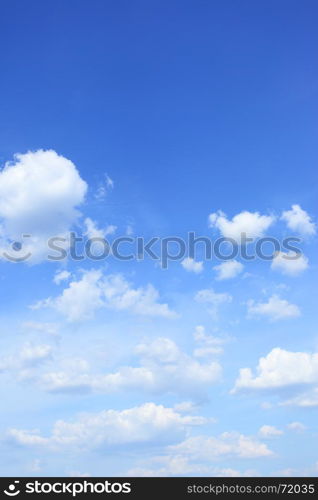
<box><xmin>281</xmin><ymin>205</ymin><xmax>316</xmax><ymax>236</ymax></box>
<box><xmin>168</xmin><ymin>433</ymin><xmax>272</xmax><ymax>459</ymax></box>
<box><xmin>209</xmin><ymin>210</ymin><xmax>275</xmax><ymax>242</ymax></box>
<box><xmin>7</xmin><ymin>403</ymin><xmax>205</xmax><ymax>450</ymax></box>
<box><xmin>271</xmin><ymin>251</ymin><xmax>308</xmax><ymax>276</ymax></box>
<box><xmin>259</xmin><ymin>425</ymin><xmax>283</xmax><ymax>438</ymax></box>
<box><xmin>38</xmin><ymin>336</ymin><xmax>222</xmax><ymax>397</ymax></box>
<box><xmin>126</xmin><ymin>431</ymin><xmax>271</xmax><ymax>476</ymax></box>
<box><xmin>195</xmin><ymin>289</ymin><xmax>232</xmax><ymax>319</ymax></box>
<box><xmin>247</xmin><ymin>295</ymin><xmax>300</xmax><ymax>321</ymax></box>
<box><xmin>0</xmin><ymin>150</ymin><xmax>87</xmax><ymax>262</ymax></box>
<box><xmin>232</xmin><ymin>348</ymin><xmax>318</xmax><ymax>394</ymax></box>
<box><xmin>181</xmin><ymin>257</ymin><xmax>203</xmax><ymax>274</ymax></box>
<box><xmin>31</xmin><ymin>269</ymin><xmax>177</xmax><ymax>321</ymax></box>
<box><xmin>213</xmin><ymin>260</ymin><xmax>244</xmax><ymax>280</ymax></box>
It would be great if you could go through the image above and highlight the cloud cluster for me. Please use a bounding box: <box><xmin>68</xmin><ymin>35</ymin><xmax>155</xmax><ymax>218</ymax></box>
<box><xmin>169</xmin><ymin>433</ymin><xmax>272</xmax><ymax>459</ymax></box>
<box><xmin>208</xmin><ymin>205</ymin><xmax>315</xmax><ymax>242</ymax></box>
<box><xmin>39</xmin><ymin>334</ymin><xmax>223</xmax><ymax>397</ymax></box>
<box><xmin>126</xmin><ymin>459</ymin><xmax>258</xmax><ymax>477</ymax></box>
<box><xmin>32</xmin><ymin>270</ymin><xmax>177</xmax><ymax>321</ymax></box>
<box><xmin>8</xmin><ymin>403</ymin><xmax>206</xmax><ymax>450</ymax></box>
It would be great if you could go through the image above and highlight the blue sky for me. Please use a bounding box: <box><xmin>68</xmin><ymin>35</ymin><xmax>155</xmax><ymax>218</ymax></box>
<box><xmin>0</xmin><ymin>0</ymin><xmax>317</xmax><ymax>477</ymax></box>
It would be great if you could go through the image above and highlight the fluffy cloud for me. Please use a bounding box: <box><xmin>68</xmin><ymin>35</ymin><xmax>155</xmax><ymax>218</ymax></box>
<box><xmin>181</xmin><ymin>257</ymin><xmax>203</xmax><ymax>274</ymax></box>
<box><xmin>247</xmin><ymin>295</ymin><xmax>300</xmax><ymax>321</ymax></box>
<box><xmin>0</xmin><ymin>150</ymin><xmax>87</xmax><ymax>262</ymax></box>
<box><xmin>259</xmin><ymin>425</ymin><xmax>283</xmax><ymax>438</ymax></box>
<box><xmin>31</xmin><ymin>270</ymin><xmax>177</xmax><ymax>321</ymax></box>
<box><xmin>195</xmin><ymin>289</ymin><xmax>232</xmax><ymax>319</ymax></box>
<box><xmin>7</xmin><ymin>403</ymin><xmax>205</xmax><ymax>450</ymax></box>
<box><xmin>213</xmin><ymin>260</ymin><xmax>244</xmax><ymax>280</ymax></box>
<box><xmin>209</xmin><ymin>210</ymin><xmax>275</xmax><ymax>242</ymax></box>
<box><xmin>126</xmin><ymin>431</ymin><xmax>271</xmax><ymax>476</ymax></box>
<box><xmin>168</xmin><ymin>433</ymin><xmax>272</xmax><ymax>459</ymax></box>
<box><xmin>281</xmin><ymin>205</ymin><xmax>316</xmax><ymax>236</ymax></box>
<box><xmin>271</xmin><ymin>251</ymin><xmax>308</xmax><ymax>276</ymax></box>
<box><xmin>232</xmin><ymin>348</ymin><xmax>318</xmax><ymax>393</ymax></box>
<box><xmin>38</xmin><ymin>336</ymin><xmax>222</xmax><ymax>397</ymax></box>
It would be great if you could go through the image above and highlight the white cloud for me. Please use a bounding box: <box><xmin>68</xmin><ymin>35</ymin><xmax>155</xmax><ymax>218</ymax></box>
<box><xmin>281</xmin><ymin>388</ymin><xmax>318</xmax><ymax>408</ymax></box>
<box><xmin>32</xmin><ymin>270</ymin><xmax>177</xmax><ymax>321</ymax></box>
<box><xmin>0</xmin><ymin>343</ymin><xmax>53</xmax><ymax>377</ymax></box>
<box><xmin>247</xmin><ymin>295</ymin><xmax>300</xmax><ymax>321</ymax></box>
<box><xmin>84</xmin><ymin>217</ymin><xmax>116</xmax><ymax>239</ymax></box>
<box><xmin>0</xmin><ymin>150</ymin><xmax>87</xmax><ymax>262</ymax></box>
<box><xmin>173</xmin><ymin>401</ymin><xmax>199</xmax><ymax>413</ymax></box>
<box><xmin>213</xmin><ymin>260</ymin><xmax>244</xmax><ymax>280</ymax></box>
<box><xmin>271</xmin><ymin>251</ymin><xmax>308</xmax><ymax>276</ymax></box>
<box><xmin>195</xmin><ymin>289</ymin><xmax>232</xmax><ymax>319</ymax></box>
<box><xmin>53</xmin><ymin>270</ymin><xmax>71</xmax><ymax>285</ymax></box>
<box><xmin>281</xmin><ymin>205</ymin><xmax>316</xmax><ymax>236</ymax></box>
<box><xmin>19</xmin><ymin>344</ymin><xmax>53</xmax><ymax>364</ymax></box>
<box><xmin>125</xmin><ymin>429</ymin><xmax>271</xmax><ymax>476</ymax></box>
<box><xmin>232</xmin><ymin>347</ymin><xmax>318</xmax><ymax>393</ymax></box>
<box><xmin>39</xmin><ymin>336</ymin><xmax>222</xmax><ymax>397</ymax></box>
<box><xmin>168</xmin><ymin>433</ymin><xmax>272</xmax><ymax>459</ymax></box>
<box><xmin>287</xmin><ymin>422</ymin><xmax>306</xmax><ymax>432</ymax></box>
<box><xmin>181</xmin><ymin>257</ymin><xmax>203</xmax><ymax>274</ymax></box>
<box><xmin>94</xmin><ymin>174</ymin><xmax>114</xmax><ymax>200</ymax></box>
<box><xmin>209</xmin><ymin>210</ymin><xmax>275</xmax><ymax>242</ymax></box>
<box><xmin>259</xmin><ymin>425</ymin><xmax>283</xmax><ymax>438</ymax></box>
<box><xmin>193</xmin><ymin>325</ymin><xmax>226</xmax><ymax>356</ymax></box>
<box><xmin>7</xmin><ymin>403</ymin><xmax>205</xmax><ymax>450</ymax></box>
